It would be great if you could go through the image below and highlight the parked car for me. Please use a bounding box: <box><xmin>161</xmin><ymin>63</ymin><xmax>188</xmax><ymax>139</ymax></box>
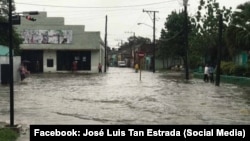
<box><xmin>118</xmin><ymin>61</ymin><xmax>126</xmax><ymax>67</ymax></box>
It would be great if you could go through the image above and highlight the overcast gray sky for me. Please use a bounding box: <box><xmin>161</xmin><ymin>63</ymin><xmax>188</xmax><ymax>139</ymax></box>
<box><xmin>14</xmin><ymin>0</ymin><xmax>249</xmax><ymax>48</ymax></box>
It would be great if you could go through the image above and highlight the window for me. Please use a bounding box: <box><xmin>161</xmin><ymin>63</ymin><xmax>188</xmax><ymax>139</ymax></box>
<box><xmin>47</xmin><ymin>59</ymin><xmax>53</xmax><ymax>67</ymax></box>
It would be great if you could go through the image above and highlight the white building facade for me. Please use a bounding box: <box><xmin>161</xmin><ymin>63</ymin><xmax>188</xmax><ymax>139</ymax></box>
<box><xmin>15</xmin><ymin>12</ymin><xmax>105</xmax><ymax>73</ymax></box>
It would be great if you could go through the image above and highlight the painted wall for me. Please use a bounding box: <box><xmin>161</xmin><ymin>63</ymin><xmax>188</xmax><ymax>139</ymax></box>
<box><xmin>15</xmin><ymin>12</ymin><xmax>101</xmax><ymax>51</ymax></box>
<box><xmin>15</xmin><ymin>12</ymin><xmax>105</xmax><ymax>73</ymax></box>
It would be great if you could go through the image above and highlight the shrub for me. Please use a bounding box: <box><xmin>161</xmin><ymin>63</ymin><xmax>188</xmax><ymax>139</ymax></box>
<box><xmin>231</xmin><ymin>65</ymin><xmax>247</xmax><ymax>76</ymax></box>
<box><xmin>220</xmin><ymin>61</ymin><xmax>235</xmax><ymax>75</ymax></box>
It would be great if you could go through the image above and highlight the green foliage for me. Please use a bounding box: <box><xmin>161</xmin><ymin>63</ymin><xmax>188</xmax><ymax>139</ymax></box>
<box><xmin>0</xmin><ymin>16</ymin><xmax>8</xmax><ymax>43</ymax></box>
<box><xmin>220</xmin><ymin>61</ymin><xmax>250</xmax><ymax>76</ymax></box>
<box><xmin>226</xmin><ymin>2</ymin><xmax>250</xmax><ymax>54</ymax></box>
<box><xmin>232</xmin><ymin>65</ymin><xmax>247</xmax><ymax>76</ymax></box>
<box><xmin>0</xmin><ymin>0</ymin><xmax>16</xmax><ymax>20</ymax></box>
<box><xmin>0</xmin><ymin>5</ymin><xmax>23</xmax><ymax>55</ymax></box>
<box><xmin>119</xmin><ymin>36</ymin><xmax>150</xmax><ymax>51</ymax></box>
<box><xmin>189</xmin><ymin>50</ymin><xmax>203</xmax><ymax>69</ymax></box>
<box><xmin>129</xmin><ymin>36</ymin><xmax>151</xmax><ymax>45</ymax></box>
<box><xmin>158</xmin><ymin>0</ymin><xmax>238</xmax><ymax>70</ymax></box>
<box><xmin>190</xmin><ymin>0</ymin><xmax>232</xmax><ymax>65</ymax></box>
<box><xmin>158</xmin><ymin>10</ymin><xmax>189</xmax><ymax>63</ymax></box>
<box><xmin>220</xmin><ymin>61</ymin><xmax>235</xmax><ymax>75</ymax></box>
<box><xmin>0</xmin><ymin>128</ymin><xmax>19</xmax><ymax>141</ymax></box>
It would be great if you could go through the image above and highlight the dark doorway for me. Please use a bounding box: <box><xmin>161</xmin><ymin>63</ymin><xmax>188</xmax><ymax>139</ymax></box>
<box><xmin>57</xmin><ymin>50</ymin><xmax>91</xmax><ymax>71</ymax></box>
<box><xmin>1</xmin><ymin>64</ymin><xmax>10</xmax><ymax>84</ymax></box>
<box><xmin>21</xmin><ymin>50</ymin><xmax>43</xmax><ymax>73</ymax></box>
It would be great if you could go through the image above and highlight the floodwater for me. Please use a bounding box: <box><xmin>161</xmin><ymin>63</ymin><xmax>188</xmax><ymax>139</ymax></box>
<box><xmin>1</xmin><ymin>67</ymin><xmax>250</xmax><ymax>126</ymax></box>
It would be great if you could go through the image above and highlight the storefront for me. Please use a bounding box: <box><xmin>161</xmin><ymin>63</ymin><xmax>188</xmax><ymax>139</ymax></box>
<box><xmin>15</xmin><ymin>12</ymin><xmax>105</xmax><ymax>73</ymax></box>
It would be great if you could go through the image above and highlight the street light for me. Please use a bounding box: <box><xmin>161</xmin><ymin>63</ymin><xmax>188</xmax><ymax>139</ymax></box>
<box><xmin>183</xmin><ymin>0</ymin><xmax>189</xmax><ymax>80</ymax></box>
<box><xmin>137</xmin><ymin>23</ymin><xmax>153</xmax><ymax>28</ymax></box>
<box><xmin>138</xmin><ymin>23</ymin><xmax>159</xmax><ymax>31</ymax></box>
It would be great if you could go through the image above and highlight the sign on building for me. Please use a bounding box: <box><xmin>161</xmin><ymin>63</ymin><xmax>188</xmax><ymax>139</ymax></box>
<box><xmin>21</xmin><ymin>30</ymin><xmax>73</xmax><ymax>44</ymax></box>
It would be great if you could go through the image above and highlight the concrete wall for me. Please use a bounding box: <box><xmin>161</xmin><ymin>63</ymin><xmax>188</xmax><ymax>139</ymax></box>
<box><xmin>43</xmin><ymin>50</ymin><xmax>57</xmax><ymax>72</ymax></box>
<box><xmin>155</xmin><ymin>57</ymin><xmax>183</xmax><ymax>69</ymax></box>
<box><xmin>15</xmin><ymin>12</ymin><xmax>101</xmax><ymax>51</ymax></box>
<box><xmin>0</xmin><ymin>56</ymin><xmax>21</xmax><ymax>83</ymax></box>
<box><xmin>15</xmin><ymin>12</ymin><xmax>105</xmax><ymax>73</ymax></box>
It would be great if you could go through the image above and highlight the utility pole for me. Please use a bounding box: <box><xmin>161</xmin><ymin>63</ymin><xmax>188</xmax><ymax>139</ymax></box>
<box><xmin>143</xmin><ymin>9</ymin><xmax>158</xmax><ymax>73</ymax></box>
<box><xmin>216</xmin><ymin>13</ymin><xmax>222</xmax><ymax>86</ymax></box>
<box><xmin>8</xmin><ymin>0</ymin><xmax>14</xmax><ymax>127</ymax></box>
<box><xmin>104</xmin><ymin>15</ymin><xmax>107</xmax><ymax>73</ymax></box>
<box><xmin>183</xmin><ymin>0</ymin><xmax>189</xmax><ymax>80</ymax></box>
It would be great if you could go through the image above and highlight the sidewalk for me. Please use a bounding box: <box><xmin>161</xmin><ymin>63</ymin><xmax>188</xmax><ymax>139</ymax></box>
<box><xmin>16</xmin><ymin>130</ymin><xmax>29</xmax><ymax>141</ymax></box>
<box><xmin>16</xmin><ymin>124</ymin><xmax>29</xmax><ymax>141</ymax></box>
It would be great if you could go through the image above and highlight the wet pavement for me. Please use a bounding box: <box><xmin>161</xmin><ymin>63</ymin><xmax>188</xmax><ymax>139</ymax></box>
<box><xmin>0</xmin><ymin>67</ymin><xmax>250</xmax><ymax>140</ymax></box>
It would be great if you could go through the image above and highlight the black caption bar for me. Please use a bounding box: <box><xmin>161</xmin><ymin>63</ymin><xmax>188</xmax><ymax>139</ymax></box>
<box><xmin>30</xmin><ymin>125</ymin><xmax>249</xmax><ymax>140</ymax></box>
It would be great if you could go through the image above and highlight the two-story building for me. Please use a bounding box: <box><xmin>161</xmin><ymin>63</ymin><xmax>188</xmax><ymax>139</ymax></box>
<box><xmin>15</xmin><ymin>12</ymin><xmax>105</xmax><ymax>73</ymax></box>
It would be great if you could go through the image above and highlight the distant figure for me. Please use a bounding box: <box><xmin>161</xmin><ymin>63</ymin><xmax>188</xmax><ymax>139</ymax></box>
<box><xmin>198</xmin><ymin>65</ymin><xmax>203</xmax><ymax>73</ymax></box>
<box><xmin>135</xmin><ymin>63</ymin><xmax>139</xmax><ymax>73</ymax></box>
<box><xmin>98</xmin><ymin>63</ymin><xmax>102</xmax><ymax>73</ymax></box>
<box><xmin>72</xmin><ymin>61</ymin><xmax>77</xmax><ymax>72</ymax></box>
<box><xmin>203</xmin><ymin>64</ymin><xmax>209</xmax><ymax>82</ymax></box>
<box><xmin>19</xmin><ymin>63</ymin><xmax>30</xmax><ymax>81</ymax></box>
<box><xmin>208</xmin><ymin>65</ymin><xmax>214</xmax><ymax>83</ymax></box>
<box><xmin>35</xmin><ymin>60</ymin><xmax>40</xmax><ymax>73</ymax></box>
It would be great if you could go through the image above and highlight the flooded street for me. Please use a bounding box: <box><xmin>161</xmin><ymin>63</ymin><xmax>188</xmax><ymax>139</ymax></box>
<box><xmin>1</xmin><ymin>67</ymin><xmax>250</xmax><ymax>126</ymax></box>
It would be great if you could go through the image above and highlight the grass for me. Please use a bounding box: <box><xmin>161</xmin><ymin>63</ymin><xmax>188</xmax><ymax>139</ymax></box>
<box><xmin>0</xmin><ymin>128</ymin><xmax>19</xmax><ymax>141</ymax></box>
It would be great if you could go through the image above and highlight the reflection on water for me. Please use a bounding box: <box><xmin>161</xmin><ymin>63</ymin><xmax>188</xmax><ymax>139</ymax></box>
<box><xmin>0</xmin><ymin>67</ymin><xmax>250</xmax><ymax>125</ymax></box>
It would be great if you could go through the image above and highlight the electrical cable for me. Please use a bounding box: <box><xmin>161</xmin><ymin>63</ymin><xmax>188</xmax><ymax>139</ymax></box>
<box><xmin>15</xmin><ymin>0</ymin><xmax>177</xmax><ymax>9</ymax></box>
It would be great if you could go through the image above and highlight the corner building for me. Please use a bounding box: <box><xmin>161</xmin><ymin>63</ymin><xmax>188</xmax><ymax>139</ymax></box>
<box><xmin>15</xmin><ymin>12</ymin><xmax>105</xmax><ymax>73</ymax></box>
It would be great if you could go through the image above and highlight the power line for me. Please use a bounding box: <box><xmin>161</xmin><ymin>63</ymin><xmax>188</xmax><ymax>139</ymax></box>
<box><xmin>15</xmin><ymin>0</ymin><xmax>177</xmax><ymax>9</ymax></box>
<box><xmin>142</xmin><ymin>9</ymin><xmax>159</xmax><ymax>73</ymax></box>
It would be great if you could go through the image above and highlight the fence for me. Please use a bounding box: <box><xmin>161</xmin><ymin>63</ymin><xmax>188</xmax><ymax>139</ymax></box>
<box><xmin>193</xmin><ymin>72</ymin><xmax>250</xmax><ymax>87</ymax></box>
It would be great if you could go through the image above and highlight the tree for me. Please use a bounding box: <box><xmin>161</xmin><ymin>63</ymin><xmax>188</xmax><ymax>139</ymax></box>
<box><xmin>158</xmin><ymin>10</ymin><xmax>190</xmax><ymax>68</ymax></box>
<box><xmin>119</xmin><ymin>36</ymin><xmax>150</xmax><ymax>50</ymax></box>
<box><xmin>127</xmin><ymin>36</ymin><xmax>151</xmax><ymax>45</ymax></box>
<box><xmin>0</xmin><ymin>0</ymin><xmax>16</xmax><ymax>16</ymax></box>
<box><xmin>190</xmin><ymin>0</ymin><xmax>232</xmax><ymax>65</ymax></box>
<box><xmin>0</xmin><ymin>0</ymin><xmax>22</xmax><ymax>55</ymax></box>
<box><xmin>226</xmin><ymin>2</ymin><xmax>250</xmax><ymax>56</ymax></box>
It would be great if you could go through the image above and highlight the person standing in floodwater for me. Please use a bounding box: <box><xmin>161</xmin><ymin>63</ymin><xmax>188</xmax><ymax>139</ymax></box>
<box><xmin>208</xmin><ymin>64</ymin><xmax>214</xmax><ymax>83</ymax></box>
<box><xmin>72</xmin><ymin>61</ymin><xmax>78</xmax><ymax>72</ymax></box>
<box><xmin>19</xmin><ymin>63</ymin><xmax>30</xmax><ymax>81</ymax></box>
<box><xmin>98</xmin><ymin>63</ymin><xmax>102</xmax><ymax>73</ymax></box>
<box><xmin>135</xmin><ymin>63</ymin><xmax>139</xmax><ymax>73</ymax></box>
<box><xmin>203</xmin><ymin>64</ymin><xmax>209</xmax><ymax>82</ymax></box>
<box><xmin>35</xmin><ymin>60</ymin><xmax>40</xmax><ymax>73</ymax></box>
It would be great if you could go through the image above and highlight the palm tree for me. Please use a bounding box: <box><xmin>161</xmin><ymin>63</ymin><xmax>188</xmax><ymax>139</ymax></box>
<box><xmin>226</xmin><ymin>2</ymin><xmax>250</xmax><ymax>55</ymax></box>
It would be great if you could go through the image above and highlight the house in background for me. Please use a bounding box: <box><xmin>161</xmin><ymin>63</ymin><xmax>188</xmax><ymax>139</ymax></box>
<box><xmin>108</xmin><ymin>48</ymin><xmax>118</xmax><ymax>67</ymax></box>
<box><xmin>15</xmin><ymin>12</ymin><xmax>105</xmax><ymax>73</ymax></box>
<box><xmin>234</xmin><ymin>51</ymin><xmax>249</xmax><ymax>66</ymax></box>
